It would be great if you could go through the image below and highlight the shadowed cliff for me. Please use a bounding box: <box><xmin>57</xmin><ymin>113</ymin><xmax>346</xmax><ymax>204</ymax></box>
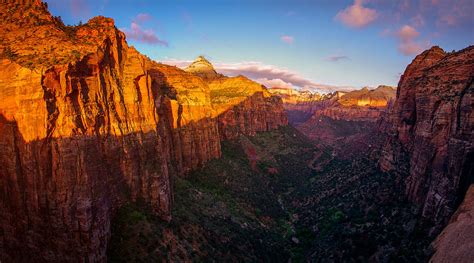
<box><xmin>0</xmin><ymin>1</ymin><xmax>287</xmax><ymax>261</ymax></box>
<box><xmin>379</xmin><ymin>46</ymin><xmax>474</xmax><ymax>230</ymax></box>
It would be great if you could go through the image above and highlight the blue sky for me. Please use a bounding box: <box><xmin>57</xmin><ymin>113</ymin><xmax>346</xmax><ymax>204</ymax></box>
<box><xmin>45</xmin><ymin>0</ymin><xmax>473</xmax><ymax>92</ymax></box>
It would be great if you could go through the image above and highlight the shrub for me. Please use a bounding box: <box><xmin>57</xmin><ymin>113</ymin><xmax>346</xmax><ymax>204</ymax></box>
<box><xmin>2</xmin><ymin>47</ymin><xmax>17</xmax><ymax>60</ymax></box>
<box><xmin>72</xmin><ymin>50</ymin><xmax>81</xmax><ymax>60</ymax></box>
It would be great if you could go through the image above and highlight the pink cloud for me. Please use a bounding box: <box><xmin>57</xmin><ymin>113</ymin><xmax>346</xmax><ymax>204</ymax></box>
<box><xmin>335</xmin><ymin>0</ymin><xmax>378</xmax><ymax>28</ymax></box>
<box><xmin>135</xmin><ymin>13</ymin><xmax>152</xmax><ymax>23</ymax></box>
<box><xmin>281</xmin><ymin>35</ymin><xmax>294</xmax><ymax>44</ymax></box>
<box><xmin>161</xmin><ymin>59</ymin><xmax>355</xmax><ymax>93</ymax></box>
<box><xmin>396</xmin><ymin>25</ymin><xmax>429</xmax><ymax>55</ymax></box>
<box><xmin>397</xmin><ymin>25</ymin><xmax>420</xmax><ymax>41</ymax></box>
<box><xmin>122</xmin><ymin>22</ymin><xmax>168</xmax><ymax>46</ymax></box>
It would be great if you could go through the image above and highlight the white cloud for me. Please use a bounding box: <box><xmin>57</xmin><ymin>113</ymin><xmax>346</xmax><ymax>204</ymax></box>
<box><xmin>160</xmin><ymin>59</ymin><xmax>355</xmax><ymax>93</ymax></box>
<box><xmin>255</xmin><ymin>78</ymin><xmax>294</xmax><ymax>89</ymax></box>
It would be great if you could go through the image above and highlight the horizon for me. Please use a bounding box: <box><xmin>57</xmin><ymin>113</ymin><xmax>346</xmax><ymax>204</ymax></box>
<box><xmin>43</xmin><ymin>0</ymin><xmax>473</xmax><ymax>92</ymax></box>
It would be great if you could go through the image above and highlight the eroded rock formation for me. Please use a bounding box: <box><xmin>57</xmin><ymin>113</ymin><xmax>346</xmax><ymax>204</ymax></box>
<box><xmin>0</xmin><ymin>1</ymin><xmax>287</xmax><ymax>261</ymax></box>
<box><xmin>379</xmin><ymin>46</ymin><xmax>474</xmax><ymax>228</ymax></box>
<box><xmin>209</xmin><ymin>76</ymin><xmax>288</xmax><ymax>140</ymax></box>
<box><xmin>291</xmin><ymin>86</ymin><xmax>395</xmax><ymax>147</ymax></box>
<box><xmin>430</xmin><ymin>185</ymin><xmax>474</xmax><ymax>263</ymax></box>
<box><xmin>270</xmin><ymin>86</ymin><xmax>395</xmax><ymax>126</ymax></box>
<box><xmin>268</xmin><ymin>87</ymin><xmax>322</xmax><ymax>124</ymax></box>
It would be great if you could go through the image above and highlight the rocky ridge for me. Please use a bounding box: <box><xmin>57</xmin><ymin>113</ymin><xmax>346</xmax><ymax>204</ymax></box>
<box><xmin>268</xmin><ymin>87</ymin><xmax>322</xmax><ymax>125</ymax></box>
<box><xmin>379</xmin><ymin>46</ymin><xmax>473</xmax><ymax>228</ymax></box>
<box><xmin>270</xmin><ymin>86</ymin><xmax>395</xmax><ymax>126</ymax></box>
<box><xmin>0</xmin><ymin>1</ymin><xmax>287</xmax><ymax>261</ymax></box>
<box><xmin>313</xmin><ymin>86</ymin><xmax>396</xmax><ymax>122</ymax></box>
<box><xmin>209</xmin><ymin>76</ymin><xmax>288</xmax><ymax>140</ymax></box>
<box><xmin>289</xmin><ymin>86</ymin><xmax>395</xmax><ymax>149</ymax></box>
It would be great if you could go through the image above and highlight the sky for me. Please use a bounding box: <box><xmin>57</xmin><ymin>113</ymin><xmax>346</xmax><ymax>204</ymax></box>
<box><xmin>45</xmin><ymin>0</ymin><xmax>473</xmax><ymax>92</ymax></box>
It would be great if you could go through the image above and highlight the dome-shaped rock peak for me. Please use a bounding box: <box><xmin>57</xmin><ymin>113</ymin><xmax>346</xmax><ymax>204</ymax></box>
<box><xmin>184</xmin><ymin>55</ymin><xmax>223</xmax><ymax>81</ymax></box>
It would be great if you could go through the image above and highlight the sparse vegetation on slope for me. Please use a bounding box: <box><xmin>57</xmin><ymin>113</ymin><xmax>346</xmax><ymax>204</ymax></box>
<box><xmin>108</xmin><ymin>126</ymin><xmax>435</xmax><ymax>262</ymax></box>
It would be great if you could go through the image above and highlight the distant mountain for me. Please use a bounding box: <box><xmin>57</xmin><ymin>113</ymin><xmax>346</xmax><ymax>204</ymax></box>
<box><xmin>269</xmin><ymin>85</ymin><xmax>396</xmax><ymax>126</ymax></box>
<box><xmin>337</xmin><ymin>85</ymin><xmax>396</xmax><ymax>107</ymax></box>
<box><xmin>184</xmin><ymin>55</ymin><xmax>224</xmax><ymax>80</ymax></box>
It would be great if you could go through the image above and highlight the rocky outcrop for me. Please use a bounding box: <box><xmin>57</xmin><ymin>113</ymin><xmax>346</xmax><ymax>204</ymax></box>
<box><xmin>270</xmin><ymin>86</ymin><xmax>395</xmax><ymax>125</ymax></box>
<box><xmin>268</xmin><ymin>87</ymin><xmax>322</xmax><ymax>111</ymax></box>
<box><xmin>430</xmin><ymin>185</ymin><xmax>474</xmax><ymax>263</ymax></box>
<box><xmin>183</xmin><ymin>57</ymin><xmax>288</xmax><ymax>140</ymax></box>
<box><xmin>0</xmin><ymin>1</ymin><xmax>287</xmax><ymax>262</ymax></box>
<box><xmin>209</xmin><ymin>76</ymin><xmax>288</xmax><ymax>140</ymax></box>
<box><xmin>293</xmin><ymin>86</ymin><xmax>395</xmax><ymax>148</ymax></box>
<box><xmin>184</xmin><ymin>55</ymin><xmax>223</xmax><ymax>81</ymax></box>
<box><xmin>314</xmin><ymin>86</ymin><xmax>396</xmax><ymax>122</ymax></box>
<box><xmin>310</xmin><ymin>106</ymin><xmax>388</xmax><ymax>122</ymax></box>
<box><xmin>268</xmin><ymin>87</ymin><xmax>322</xmax><ymax>125</ymax></box>
<box><xmin>338</xmin><ymin>86</ymin><xmax>395</xmax><ymax>107</ymax></box>
<box><xmin>379</xmin><ymin>46</ymin><xmax>474</xmax><ymax>227</ymax></box>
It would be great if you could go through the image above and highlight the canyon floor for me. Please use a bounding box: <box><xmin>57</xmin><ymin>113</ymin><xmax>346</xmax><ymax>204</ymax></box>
<box><xmin>107</xmin><ymin>125</ymin><xmax>435</xmax><ymax>262</ymax></box>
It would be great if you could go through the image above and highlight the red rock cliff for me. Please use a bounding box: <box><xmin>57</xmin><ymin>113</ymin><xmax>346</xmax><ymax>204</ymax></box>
<box><xmin>0</xmin><ymin>1</ymin><xmax>287</xmax><ymax>261</ymax></box>
<box><xmin>430</xmin><ymin>185</ymin><xmax>474</xmax><ymax>263</ymax></box>
<box><xmin>183</xmin><ymin>56</ymin><xmax>288</xmax><ymax>139</ymax></box>
<box><xmin>294</xmin><ymin>86</ymin><xmax>395</xmax><ymax>146</ymax></box>
<box><xmin>379</xmin><ymin>46</ymin><xmax>474</xmax><ymax>227</ymax></box>
<box><xmin>208</xmin><ymin>76</ymin><xmax>288</xmax><ymax>140</ymax></box>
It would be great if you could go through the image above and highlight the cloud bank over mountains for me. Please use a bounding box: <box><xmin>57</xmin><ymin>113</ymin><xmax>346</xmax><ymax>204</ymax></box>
<box><xmin>162</xmin><ymin>59</ymin><xmax>355</xmax><ymax>93</ymax></box>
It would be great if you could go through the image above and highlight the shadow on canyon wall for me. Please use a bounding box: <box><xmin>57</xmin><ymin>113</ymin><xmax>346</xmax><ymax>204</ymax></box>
<box><xmin>0</xmin><ymin>64</ymin><xmax>284</xmax><ymax>262</ymax></box>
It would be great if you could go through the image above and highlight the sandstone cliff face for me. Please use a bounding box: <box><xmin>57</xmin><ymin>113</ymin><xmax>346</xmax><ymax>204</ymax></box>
<box><xmin>338</xmin><ymin>86</ymin><xmax>395</xmax><ymax>108</ymax></box>
<box><xmin>379</xmin><ymin>46</ymin><xmax>474</xmax><ymax>227</ymax></box>
<box><xmin>268</xmin><ymin>87</ymin><xmax>322</xmax><ymax>113</ymax></box>
<box><xmin>269</xmin><ymin>87</ymin><xmax>323</xmax><ymax>125</ymax></box>
<box><xmin>182</xmin><ymin>57</ymin><xmax>288</xmax><ymax>139</ymax></box>
<box><xmin>209</xmin><ymin>76</ymin><xmax>288</xmax><ymax>140</ymax></box>
<box><xmin>293</xmin><ymin>86</ymin><xmax>395</xmax><ymax>148</ymax></box>
<box><xmin>430</xmin><ymin>185</ymin><xmax>474</xmax><ymax>263</ymax></box>
<box><xmin>315</xmin><ymin>86</ymin><xmax>396</xmax><ymax>122</ymax></box>
<box><xmin>270</xmin><ymin>86</ymin><xmax>395</xmax><ymax>125</ymax></box>
<box><xmin>0</xmin><ymin>1</ymin><xmax>286</xmax><ymax>261</ymax></box>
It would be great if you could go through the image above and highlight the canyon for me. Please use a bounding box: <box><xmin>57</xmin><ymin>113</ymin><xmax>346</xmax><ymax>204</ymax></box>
<box><xmin>0</xmin><ymin>1</ymin><xmax>286</xmax><ymax>261</ymax></box>
<box><xmin>0</xmin><ymin>1</ymin><xmax>472</xmax><ymax>262</ymax></box>
<box><xmin>270</xmin><ymin>85</ymin><xmax>396</xmax><ymax>153</ymax></box>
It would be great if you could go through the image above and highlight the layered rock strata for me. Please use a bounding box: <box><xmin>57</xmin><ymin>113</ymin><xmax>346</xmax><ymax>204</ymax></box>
<box><xmin>209</xmin><ymin>76</ymin><xmax>288</xmax><ymax>140</ymax></box>
<box><xmin>293</xmin><ymin>86</ymin><xmax>395</xmax><ymax>147</ymax></box>
<box><xmin>379</xmin><ymin>46</ymin><xmax>474</xmax><ymax>227</ymax></box>
<box><xmin>430</xmin><ymin>185</ymin><xmax>474</xmax><ymax>263</ymax></box>
<box><xmin>0</xmin><ymin>1</ymin><xmax>287</xmax><ymax>261</ymax></box>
